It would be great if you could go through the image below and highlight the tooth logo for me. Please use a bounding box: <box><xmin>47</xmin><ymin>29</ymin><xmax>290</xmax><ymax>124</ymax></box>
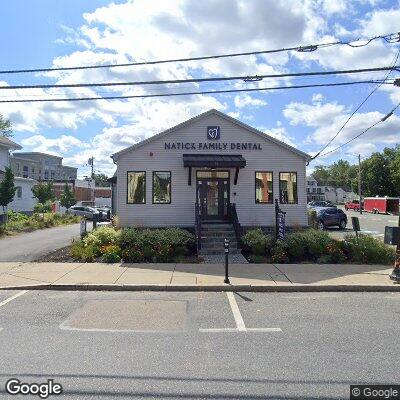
<box><xmin>207</xmin><ymin>126</ymin><xmax>220</xmax><ymax>140</ymax></box>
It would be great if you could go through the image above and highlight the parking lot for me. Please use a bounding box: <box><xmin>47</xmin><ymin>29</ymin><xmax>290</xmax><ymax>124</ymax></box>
<box><xmin>324</xmin><ymin>205</ymin><xmax>398</xmax><ymax>241</ymax></box>
<box><xmin>0</xmin><ymin>289</ymin><xmax>399</xmax><ymax>399</ymax></box>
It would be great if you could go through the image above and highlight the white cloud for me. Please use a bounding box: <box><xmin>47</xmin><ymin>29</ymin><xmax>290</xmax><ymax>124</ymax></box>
<box><xmin>21</xmin><ymin>134</ymin><xmax>89</xmax><ymax>156</ymax></box>
<box><xmin>258</xmin><ymin>125</ymin><xmax>296</xmax><ymax>147</ymax></box>
<box><xmin>234</xmin><ymin>94</ymin><xmax>267</xmax><ymax>108</ymax></box>
<box><xmin>283</xmin><ymin>98</ymin><xmax>400</xmax><ymax>160</ymax></box>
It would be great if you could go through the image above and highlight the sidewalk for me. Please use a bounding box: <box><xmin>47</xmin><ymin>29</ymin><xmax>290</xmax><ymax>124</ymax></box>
<box><xmin>0</xmin><ymin>262</ymin><xmax>398</xmax><ymax>291</ymax></box>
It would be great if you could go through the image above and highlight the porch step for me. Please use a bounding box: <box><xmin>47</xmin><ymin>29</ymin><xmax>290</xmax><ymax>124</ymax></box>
<box><xmin>198</xmin><ymin>222</ymin><xmax>241</xmax><ymax>255</ymax></box>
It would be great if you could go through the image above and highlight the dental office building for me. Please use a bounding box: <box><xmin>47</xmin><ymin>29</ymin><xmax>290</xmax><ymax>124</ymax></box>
<box><xmin>111</xmin><ymin>109</ymin><xmax>310</xmax><ymax>237</ymax></box>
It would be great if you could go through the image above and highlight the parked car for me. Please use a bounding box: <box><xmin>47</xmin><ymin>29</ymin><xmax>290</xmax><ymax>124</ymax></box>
<box><xmin>344</xmin><ymin>199</ymin><xmax>363</xmax><ymax>211</ymax></box>
<box><xmin>66</xmin><ymin>206</ymin><xmax>108</xmax><ymax>221</ymax></box>
<box><xmin>93</xmin><ymin>206</ymin><xmax>111</xmax><ymax>220</ymax></box>
<box><xmin>316</xmin><ymin>207</ymin><xmax>347</xmax><ymax>230</ymax></box>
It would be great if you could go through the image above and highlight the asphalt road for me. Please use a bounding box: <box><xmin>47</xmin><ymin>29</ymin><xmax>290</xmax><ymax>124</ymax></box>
<box><xmin>0</xmin><ymin>224</ymin><xmax>83</xmax><ymax>262</ymax></box>
<box><xmin>0</xmin><ymin>290</ymin><xmax>399</xmax><ymax>399</ymax></box>
<box><xmin>325</xmin><ymin>206</ymin><xmax>398</xmax><ymax>241</ymax></box>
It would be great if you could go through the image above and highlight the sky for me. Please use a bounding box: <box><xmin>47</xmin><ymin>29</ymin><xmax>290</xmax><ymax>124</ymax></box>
<box><xmin>0</xmin><ymin>0</ymin><xmax>399</xmax><ymax>178</ymax></box>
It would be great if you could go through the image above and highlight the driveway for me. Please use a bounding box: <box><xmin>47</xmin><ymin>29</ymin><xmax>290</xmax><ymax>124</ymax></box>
<box><xmin>0</xmin><ymin>224</ymin><xmax>83</xmax><ymax>262</ymax></box>
<box><xmin>326</xmin><ymin>205</ymin><xmax>398</xmax><ymax>241</ymax></box>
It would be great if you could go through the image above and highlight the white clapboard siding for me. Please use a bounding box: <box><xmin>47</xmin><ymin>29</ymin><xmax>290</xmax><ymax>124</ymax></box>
<box><xmin>115</xmin><ymin>111</ymin><xmax>308</xmax><ymax>228</ymax></box>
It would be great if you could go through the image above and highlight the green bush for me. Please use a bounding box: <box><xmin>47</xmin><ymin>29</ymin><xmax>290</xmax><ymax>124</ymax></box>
<box><xmin>284</xmin><ymin>232</ymin><xmax>307</xmax><ymax>260</ymax></box>
<box><xmin>344</xmin><ymin>234</ymin><xmax>395</xmax><ymax>265</ymax></box>
<box><xmin>301</xmin><ymin>229</ymin><xmax>334</xmax><ymax>260</ymax></box>
<box><xmin>271</xmin><ymin>241</ymin><xmax>290</xmax><ymax>263</ymax></box>
<box><xmin>7</xmin><ymin>210</ymin><xmax>29</xmax><ymax>222</ymax></box>
<box><xmin>71</xmin><ymin>241</ymin><xmax>97</xmax><ymax>262</ymax></box>
<box><xmin>83</xmin><ymin>226</ymin><xmax>121</xmax><ymax>251</ymax></box>
<box><xmin>242</xmin><ymin>229</ymin><xmax>274</xmax><ymax>255</ymax></box>
<box><xmin>34</xmin><ymin>200</ymin><xmax>53</xmax><ymax>213</ymax></box>
<box><xmin>119</xmin><ymin>228</ymin><xmax>195</xmax><ymax>262</ymax></box>
<box><xmin>307</xmin><ymin>209</ymin><xmax>318</xmax><ymax>229</ymax></box>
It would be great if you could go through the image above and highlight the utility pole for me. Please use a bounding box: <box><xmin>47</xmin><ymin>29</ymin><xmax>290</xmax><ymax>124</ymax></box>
<box><xmin>358</xmin><ymin>154</ymin><xmax>362</xmax><ymax>215</ymax></box>
<box><xmin>88</xmin><ymin>156</ymin><xmax>94</xmax><ymax>179</ymax></box>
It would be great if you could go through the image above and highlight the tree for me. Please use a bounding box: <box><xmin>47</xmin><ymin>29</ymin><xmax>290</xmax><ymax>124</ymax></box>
<box><xmin>312</xmin><ymin>166</ymin><xmax>330</xmax><ymax>185</ymax></box>
<box><xmin>31</xmin><ymin>181</ymin><xmax>55</xmax><ymax>204</ymax></box>
<box><xmin>92</xmin><ymin>173</ymin><xmax>110</xmax><ymax>187</ymax></box>
<box><xmin>60</xmin><ymin>184</ymin><xmax>76</xmax><ymax>210</ymax></box>
<box><xmin>0</xmin><ymin>168</ymin><xmax>16</xmax><ymax>219</ymax></box>
<box><xmin>0</xmin><ymin>114</ymin><xmax>12</xmax><ymax>137</ymax></box>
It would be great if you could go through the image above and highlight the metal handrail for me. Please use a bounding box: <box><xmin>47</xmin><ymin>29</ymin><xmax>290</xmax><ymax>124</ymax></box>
<box><xmin>195</xmin><ymin>202</ymin><xmax>202</xmax><ymax>251</ymax></box>
<box><xmin>228</xmin><ymin>203</ymin><xmax>242</xmax><ymax>248</ymax></box>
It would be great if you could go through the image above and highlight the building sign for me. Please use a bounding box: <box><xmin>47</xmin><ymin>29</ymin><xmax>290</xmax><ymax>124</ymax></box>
<box><xmin>164</xmin><ymin>142</ymin><xmax>262</xmax><ymax>150</ymax></box>
<box><xmin>207</xmin><ymin>126</ymin><xmax>220</xmax><ymax>140</ymax></box>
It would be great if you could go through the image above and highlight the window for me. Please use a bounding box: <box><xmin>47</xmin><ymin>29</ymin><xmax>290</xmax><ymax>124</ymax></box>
<box><xmin>127</xmin><ymin>172</ymin><xmax>146</xmax><ymax>204</ymax></box>
<box><xmin>279</xmin><ymin>172</ymin><xmax>298</xmax><ymax>204</ymax></box>
<box><xmin>23</xmin><ymin>165</ymin><xmax>28</xmax><ymax>178</ymax></box>
<box><xmin>16</xmin><ymin>186</ymin><xmax>22</xmax><ymax>198</ymax></box>
<box><xmin>153</xmin><ymin>171</ymin><xmax>171</xmax><ymax>204</ymax></box>
<box><xmin>255</xmin><ymin>172</ymin><xmax>273</xmax><ymax>204</ymax></box>
<box><xmin>44</xmin><ymin>171</ymin><xmax>49</xmax><ymax>180</ymax></box>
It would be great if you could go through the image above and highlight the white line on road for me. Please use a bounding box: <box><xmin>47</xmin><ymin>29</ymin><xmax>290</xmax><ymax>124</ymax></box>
<box><xmin>199</xmin><ymin>327</ymin><xmax>282</xmax><ymax>333</ymax></box>
<box><xmin>226</xmin><ymin>292</ymin><xmax>246</xmax><ymax>331</ymax></box>
<box><xmin>0</xmin><ymin>290</ymin><xmax>28</xmax><ymax>309</ymax></box>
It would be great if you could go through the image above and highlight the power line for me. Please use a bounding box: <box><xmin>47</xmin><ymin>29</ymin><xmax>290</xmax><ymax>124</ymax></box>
<box><xmin>0</xmin><ymin>32</ymin><xmax>399</xmax><ymax>75</ymax></box>
<box><xmin>0</xmin><ymin>65</ymin><xmax>399</xmax><ymax>91</ymax></box>
<box><xmin>311</xmin><ymin>48</ymin><xmax>400</xmax><ymax>159</ymax></box>
<box><xmin>0</xmin><ymin>79</ymin><xmax>393</xmax><ymax>104</ymax></box>
<box><xmin>316</xmin><ymin>101</ymin><xmax>400</xmax><ymax>158</ymax></box>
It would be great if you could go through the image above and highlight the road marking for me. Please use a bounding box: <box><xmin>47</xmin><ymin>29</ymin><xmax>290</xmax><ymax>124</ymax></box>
<box><xmin>0</xmin><ymin>290</ymin><xmax>27</xmax><ymax>309</ymax></box>
<box><xmin>226</xmin><ymin>292</ymin><xmax>246</xmax><ymax>331</ymax></box>
<box><xmin>199</xmin><ymin>327</ymin><xmax>281</xmax><ymax>333</ymax></box>
<box><xmin>199</xmin><ymin>292</ymin><xmax>282</xmax><ymax>333</ymax></box>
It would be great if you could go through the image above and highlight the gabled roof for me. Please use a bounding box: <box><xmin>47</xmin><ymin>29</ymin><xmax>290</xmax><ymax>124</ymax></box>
<box><xmin>0</xmin><ymin>136</ymin><xmax>22</xmax><ymax>150</ymax></box>
<box><xmin>111</xmin><ymin>109</ymin><xmax>310</xmax><ymax>161</ymax></box>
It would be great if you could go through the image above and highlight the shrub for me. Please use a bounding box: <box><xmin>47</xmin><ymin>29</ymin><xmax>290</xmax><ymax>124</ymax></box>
<box><xmin>101</xmin><ymin>252</ymin><xmax>122</xmax><ymax>263</ymax></box>
<box><xmin>119</xmin><ymin>227</ymin><xmax>195</xmax><ymax>262</ymax></box>
<box><xmin>242</xmin><ymin>229</ymin><xmax>274</xmax><ymax>256</ymax></box>
<box><xmin>122</xmin><ymin>245</ymin><xmax>145</xmax><ymax>263</ymax></box>
<box><xmin>7</xmin><ymin>210</ymin><xmax>29</xmax><ymax>222</ymax></box>
<box><xmin>271</xmin><ymin>241</ymin><xmax>290</xmax><ymax>263</ymax></box>
<box><xmin>344</xmin><ymin>234</ymin><xmax>395</xmax><ymax>265</ymax></box>
<box><xmin>284</xmin><ymin>232</ymin><xmax>307</xmax><ymax>260</ymax></box>
<box><xmin>307</xmin><ymin>209</ymin><xmax>318</xmax><ymax>229</ymax></box>
<box><xmin>301</xmin><ymin>229</ymin><xmax>334</xmax><ymax>260</ymax></box>
<box><xmin>34</xmin><ymin>200</ymin><xmax>53</xmax><ymax>213</ymax></box>
<box><xmin>71</xmin><ymin>241</ymin><xmax>97</xmax><ymax>262</ymax></box>
<box><xmin>83</xmin><ymin>226</ymin><xmax>121</xmax><ymax>251</ymax></box>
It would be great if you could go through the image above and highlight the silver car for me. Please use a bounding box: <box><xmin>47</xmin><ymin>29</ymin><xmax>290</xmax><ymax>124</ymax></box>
<box><xmin>66</xmin><ymin>206</ymin><xmax>103</xmax><ymax>220</ymax></box>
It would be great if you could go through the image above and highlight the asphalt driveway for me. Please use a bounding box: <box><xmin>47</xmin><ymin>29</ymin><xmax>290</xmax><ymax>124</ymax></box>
<box><xmin>0</xmin><ymin>224</ymin><xmax>83</xmax><ymax>262</ymax></box>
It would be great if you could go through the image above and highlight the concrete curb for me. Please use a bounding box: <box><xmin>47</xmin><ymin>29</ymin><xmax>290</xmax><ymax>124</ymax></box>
<box><xmin>0</xmin><ymin>284</ymin><xmax>399</xmax><ymax>292</ymax></box>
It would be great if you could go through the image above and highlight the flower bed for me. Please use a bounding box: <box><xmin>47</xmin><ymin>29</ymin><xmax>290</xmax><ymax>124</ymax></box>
<box><xmin>242</xmin><ymin>228</ymin><xmax>395</xmax><ymax>265</ymax></box>
<box><xmin>70</xmin><ymin>226</ymin><xmax>197</xmax><ymax>263</ymax></box>
<box><xmin>0</xmin><ymin>210</ymin><xmax>80</xmax><ymax>236</ymax></box>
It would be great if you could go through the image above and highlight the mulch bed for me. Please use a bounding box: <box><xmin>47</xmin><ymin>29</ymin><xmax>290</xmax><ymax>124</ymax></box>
<box><xmin>35</xmin><ymin>246</ymin><xmax>77</xmax><ymax>262</ymax></box>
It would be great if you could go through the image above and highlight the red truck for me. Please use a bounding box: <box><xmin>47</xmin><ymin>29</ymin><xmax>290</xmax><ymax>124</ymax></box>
<box><xmin>363</xmin><ymin>197</ymin><xmax>399</xmax><ymax>215</ymax></box>
<box><xmin>344</xmin><ymin>199</ymin><xmax>362</xmax><ymax>211</ymax></box>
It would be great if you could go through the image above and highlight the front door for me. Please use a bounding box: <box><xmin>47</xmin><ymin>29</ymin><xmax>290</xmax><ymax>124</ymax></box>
<box><xmin>196</xmin><ymin>171</ymin><xmax>230</xmax><ymax>221</ymax></box>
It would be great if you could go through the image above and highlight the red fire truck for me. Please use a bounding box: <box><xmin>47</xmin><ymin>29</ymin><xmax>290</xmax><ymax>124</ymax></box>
<box><xmin>363</xmin><ymin>197</ymin><xmax>399</xmax><ymax>215</ymax></box>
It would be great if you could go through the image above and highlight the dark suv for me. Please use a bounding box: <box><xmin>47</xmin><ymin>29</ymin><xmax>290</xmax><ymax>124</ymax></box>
<box><xmin>316</xmin><ymin>207</ymin><xmax>347</xmax><ymax>230</ymax></box>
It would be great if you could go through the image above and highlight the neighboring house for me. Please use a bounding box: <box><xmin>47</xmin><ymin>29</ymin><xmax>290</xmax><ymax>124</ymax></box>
<box><xmin>306</xmin><ymin>176</ymin><xmax>325</xmax><ymax>202</ymax></box>
<box><xmin>10</xmin><ymin>152</ymin><xmax>77</xmax><ymax>181</ymax></box>
<box><xmin>53</xmin><ymin>179</ymin><xmax>111</xmax><ymax>207</ymax></box>
<box><xmin>0</xmin><ymin>136</ymin><xmax>37</xmax><ymax>214</ymax></box>
<box><xmin>111</xmin><ymin>109</ymin><xmax>310</xmax><ymax>229</ymax></box>
<box><xmin>325</xmin><ymin>186</ymin><xmax>358</xmax><ymax>204</ymax></box>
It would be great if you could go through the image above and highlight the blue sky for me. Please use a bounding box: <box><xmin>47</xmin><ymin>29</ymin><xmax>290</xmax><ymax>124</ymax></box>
<box><xmin>1</xmin><ymin>0</ymin><xmax>399</xmax><ymax>177</ymax></box>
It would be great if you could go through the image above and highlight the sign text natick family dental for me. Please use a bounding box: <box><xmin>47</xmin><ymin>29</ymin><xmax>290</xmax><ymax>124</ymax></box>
<box><xmin>164</xmin><ymin>125</ymin><xmax>263</xmax><ymax>151</ymax></box>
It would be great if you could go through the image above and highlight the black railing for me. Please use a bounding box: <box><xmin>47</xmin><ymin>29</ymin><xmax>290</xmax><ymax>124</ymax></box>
<box><xmin>195</xmin><ymin>202</ymin><xmax>202</xmax><ymax>251</ymax></box>
<box><xmin>228</xmin><ymin>203</ymin><xmax>242</xmax><ymax>248</ymax></box>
